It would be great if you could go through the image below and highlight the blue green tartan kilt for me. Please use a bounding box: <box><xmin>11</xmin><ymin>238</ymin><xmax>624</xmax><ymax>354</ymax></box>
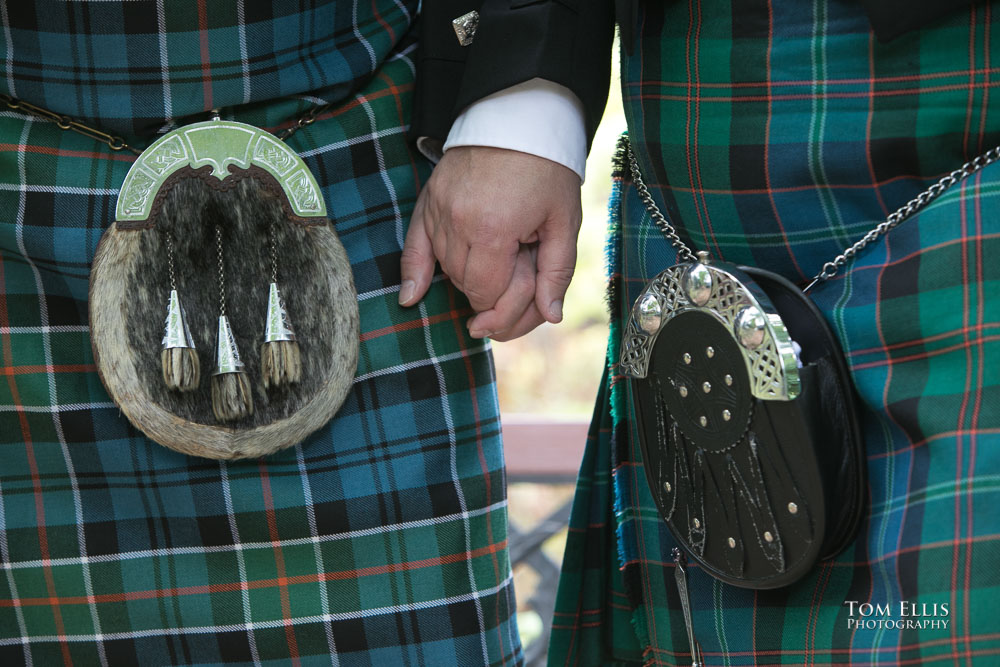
<box><xmin>552</xmin><ymin>1</ymin><xmax>1000</xmax><ymax>665</ymax></box>
<box><xmin>0</xmin><ymin>43</ymin><xmax>522</xmax><ymax>667</ymax></box>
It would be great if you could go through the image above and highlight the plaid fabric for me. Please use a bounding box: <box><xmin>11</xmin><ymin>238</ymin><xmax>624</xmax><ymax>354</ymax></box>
<box><xmin>552</xmin><ymin>1</ymin><xmax>1000</xmax><ymax>665</ymax></box>
<box><xmin>0</xmin><ymin>0</ymin><xmax>418</xmax><ymax>136</ymax></box>
<box><xmin>0</xmin><ymin>7</ymin><xmax>523</xmax><ymax>666</ymax></box>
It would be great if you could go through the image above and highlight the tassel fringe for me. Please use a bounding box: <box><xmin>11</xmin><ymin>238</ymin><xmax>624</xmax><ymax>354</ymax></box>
<box><xmin>161</xmin><ymin>347</ymin><xmax>200</xmax><ymax>392</ymax></box>
<box><xmin>211</xmin><ymin>372</ymin><xmax>254</xmax><ymax>422</ymax></box>
<box><xmin>261</xmin><ymin>339</ymin><xmax>302</xmax><ymax>389</ymax></box>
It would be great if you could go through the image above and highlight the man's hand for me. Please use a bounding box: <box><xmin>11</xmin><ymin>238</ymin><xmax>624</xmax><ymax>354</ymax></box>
<box><xmin>399</xmin><ymin>146</ymin><xmax>582</xmax><ymax>340</ymax></box>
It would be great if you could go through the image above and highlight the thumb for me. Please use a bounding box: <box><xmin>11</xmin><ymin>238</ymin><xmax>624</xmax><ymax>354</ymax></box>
<box><xmin>399</xmin><ymin>193</ymin><xmax>435</xmax><ymax>307</ymax></box>
<box><xmin>534</xmin><ymin>218</ymin><xmax>578</xmax><ymax>324</ymax></box>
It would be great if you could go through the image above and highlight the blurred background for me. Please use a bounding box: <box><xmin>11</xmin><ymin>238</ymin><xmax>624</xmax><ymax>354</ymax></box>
<box><xmin>495</xmin><ymin>44</ymin><xmax>625</xmax><ymax>665</ymax></box>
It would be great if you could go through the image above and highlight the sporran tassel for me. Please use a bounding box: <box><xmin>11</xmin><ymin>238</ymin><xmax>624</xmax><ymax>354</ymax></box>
<box><xmin>261</xmin><ymin>282</ymin><xmax>301</xmax><ymax>389</ymax></box>
<box><xmin>211</xmin><ymin>226</ymin><xmax>253</xmax><ymax>421</ymax></box>
<box><xmin>160</xmin><ymin>233</ymin><xmax>200</xmax><ymax>391</ymax></box>
<box><xmin>260</xmin><ymin>223</ymin><xmax>302</xmax><ymax>389</ymax></box>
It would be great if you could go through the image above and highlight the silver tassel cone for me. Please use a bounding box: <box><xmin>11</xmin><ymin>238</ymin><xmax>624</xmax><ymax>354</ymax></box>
<box><xmin>211</xmin><ymin>315</ymin><xmax>253</xmax><ymax>421</ymax></box>
<box><xmin>261</xmin><ymin>282</ymin><xmax>302</xmax><ymax>389</ymax></box>
<box><xmin>160</xmin><ymin>290</ymin><xmax>199</xmax><ymax>391</ymax></box>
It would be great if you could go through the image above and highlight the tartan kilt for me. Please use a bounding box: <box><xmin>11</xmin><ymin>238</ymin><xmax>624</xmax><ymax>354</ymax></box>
<box><xmin>0</xmin><ymin>35</ymin><xmax>522</xmax><ymax>667</ymax></box>
<box><xmin>552</xmin><ymin>1</ymin><xmax>1000</xmax><ymax>665</ymax></box>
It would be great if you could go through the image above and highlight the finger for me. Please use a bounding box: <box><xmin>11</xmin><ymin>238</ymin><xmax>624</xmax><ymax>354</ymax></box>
<box><xmin>488</xmin><ymin>303</ymin><xmax>547</xmax><ymax>342</ymax></box>
<box><xmin>444</xmin><ymin>231</ymin><xmax>470</xmax><ymax>291</ymax></box>
<box><xmin>534</xmin><ymin>215</ymin><xmax>579</xmax><ymax>323</ymax></box>
<box><xmin>462</xmin><ymin>241</ymin><xmax>518</xmax><ymax>312</ymax></box>
<box><xmin>399</xmin><ymin>193</ymin><xmax>435</xmax><ymax>306</ymax></box>
<box><xmin>467</xmin><ymin>245</ymin><xmax>536</xmax><ymax>337</ymax></box>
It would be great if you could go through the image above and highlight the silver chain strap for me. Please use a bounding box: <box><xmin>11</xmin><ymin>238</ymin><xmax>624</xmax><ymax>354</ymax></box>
<box><xmin>625</xmin><ymin>137</ymin><xmax>1000</xmax><ymax>292</ymax></box>
<box><xmin>1</xmin><ymin>94</ymin><xmax>328</xmax><ymax>153</ymax></box>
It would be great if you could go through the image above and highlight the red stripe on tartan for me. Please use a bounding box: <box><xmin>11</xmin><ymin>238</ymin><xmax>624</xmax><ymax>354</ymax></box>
<box><xmin>1</xmin><ymin>540</ymin><xmax>508</xmax><ymax>607</ymax></box>
<box><xmin>625</xmin><ymin>66</ymin><xmax>1000</xmax><ymax>90</ymax></box>
<box><xmin>0</xmin><ymin>364</ymin><xmax>96</xmax><ymax>376</ymax></box>
<box><xmin>866</xmin><ymin>427</ymin><xmax>1000</xmax><ymax>460</ymax></box>
<box><xmin>368</xmin><ymin>0</ymin><xmax>397</xmax><ymax>43</ymax></box>
<box><xmin>865</xmin><ymin>33</ymin><xmax>890</xmax><ymax>218</ymax></box>
<box><xmin>682</xmin><ymin>0</ymin><xmax>714</xmax><ymax>257</ymax></box>
<box><xmin>963</xmin><ymin>10</ymin><xmax>978</xmax><ymax>161</ymax></box>
<box><xmin>258</xmin><ymin>462</ymin><xmax>301</xmax><ymax>665</ymax></box>
<box><xmin>0</xmin><ymin>144</ymin><xmax>134</xmax><ymax>162</ymax></box>
<box><xmin>978</xmin><ymin>7</ymin><xmax>993</xmax><ymax>154</ymax></box>
<box><xmin>849</xmin><ymin>326</ymin><xmax>1000</xmax><ymax>371</ymax></box>
<box><xmin>359</xmin><ymin>308</ymin><xmax>470</xmax><ymax>342</ymax></box>
<box><xmin>646</xmin><ymin>170</ymin><xmax>972</xmax><ymax>196</ymax></box>
<box><xmin>965</xmin><ymin>174</ymin><xmax>987</xmax><ymax>664</ymax></box>
<box><xmin>848</xmin><ymin>322</ymin><xmax>1000</xmax><ymax>358</ymax></box>
<box><xmin>0</xmin><ymin>242</ymin><xmax>73</xmax><ymax>667</ymax></box>
<box><xmin>444</xmin><ymin>283</ymin><xmax>507</xmax><ymax>659</ymax></box>
<box><xmin>197</xmin><ymin>0</ymin><xmax>213</xmax><ymax>111</ymax></box>
<box><xmin>628</xmin><ymin>81</ymin><xmax>1000</xmax><ymax>103</ymax></box>
<box><xmin>761</xmin><ymin>0</ymin><xmax>807</xmax><ymax>281</ymax></box>
<box><xmin>376</xmin><ymin>70</ymin><xmax>424</xmax><ymax>192</ymax></box>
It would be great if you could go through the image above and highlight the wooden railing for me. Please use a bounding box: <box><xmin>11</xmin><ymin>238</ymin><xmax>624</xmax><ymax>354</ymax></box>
<box><xmin>503</xmin><ymin>416</ymin><xmax>588</xmax><ymax>666</ymax></box>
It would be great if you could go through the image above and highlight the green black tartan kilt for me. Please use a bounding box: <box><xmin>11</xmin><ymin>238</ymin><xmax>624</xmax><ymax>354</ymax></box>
<box><xmin>0</xmin><ymin>9</ymin><xmax>521</xmax><ymax>666</ymax></box>
<box><xmin>552</xmin><ymin>1</ymin><xmax>1000</xmax><ymax>665</ymax></box>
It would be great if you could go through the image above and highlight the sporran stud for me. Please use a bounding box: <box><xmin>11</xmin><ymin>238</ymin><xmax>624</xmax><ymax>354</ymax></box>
<box><xmin>260</xmin><ymin>222</ymin><xmax>302</xmax><ymax>389</ymax></box>
<box><xmin>211</xmin><ymin>225</ymin><xmax>253</xmax><ymax>421</ymax></box>
<box><xmin>160</xmin><ymin>232</ymin><xmax>200</xmax><ymax>391</ymax></box>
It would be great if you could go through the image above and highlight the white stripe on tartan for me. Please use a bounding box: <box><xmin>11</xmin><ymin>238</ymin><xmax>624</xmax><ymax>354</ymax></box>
<box><xmin>351</xmin><ymin>0</ymin><xmax>378</xmax><ymax>71</ymax></box>
<box><xmin>218</xmin><ymin>462</ymin><xmax>263</xmax><ymax>666</ymax></box>
<box><xmin>361</xmin><ymin>88</ymin><xmax>493</xmax><ymax>662</ymax></box>
<box><xmin>0</xmin><ymin>403</ymin><xmax>116</xmax><ymax>413</ymax></box>
<box><xmin>1</xmin><ymin>499</ymin><xmax>508</xmax><ymax>571</ymax></box>
<box><xmin>156</xmin><ymin>0</ymin><xmax>172</xmax><ymax>121</ymax></box>
<box><xmin>0</xmin><ymin>574</ymin><xmax>516</xmax><ymax>646</ymax></box>
<box><xmin>294</xmin><ymin>443</ymin><xmax>341</xmax><ymax>664</ymax></box>
<box><xmin>0</xmin><ymin>478</ymin><xmax>33</xmax><ymax>667</ymax></box>
<box><xmin>14</xmin><ymin>114</ymin><xmax>109</xmax><ymax>666</ymax></box>
<box><xmin>236</xmin><ymin>0</ymin><xmax>251</xmax><ymax>105</ymax></box>
<box><xmin>355</xmin><ymin>274</ymin><xmax>446</xmax><ymax>302</ymax></box>
<box><xmin>352</xmin><ymin>343</ymin><xmax>488</xmax><ymax>384</ymax></box>
<box><xmin>294</xmin><ymin>125</ymin><xmax>407</xmax><ymax>159</ymax></box>
<box><xmin>1</xmin><ymin>4</ymin><xmax>16</xmax><ymax>98</ymax></box>
<box><xmin>0</xmin><ymin>325</ymin><xmax>89</xmax><ymax>334</ymax></box>
<box><xmin>0</xmin><ymin>183</ymin><xmax>119</xmax><ymax>196</ymax></box>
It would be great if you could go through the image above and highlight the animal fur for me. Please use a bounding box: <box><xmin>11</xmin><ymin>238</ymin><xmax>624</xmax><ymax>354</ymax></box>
<box><xmin>212</xmin><ymin>371</ymin><xmax>254</xmax><ymax>421</ymax></box>
<box><xmin>162</xmin><ymin>347</ymin><xmax>200</xmax><ymax>391</ymax></box>
<box><xmin>261</xmin><ymin>340</ymin><xmax>302</xmax><ymax>389</ymax></box>
<box><xmin>89</xmin><ymin>169</ymin><xmax>359</xmax><ymax>459</ymax></box>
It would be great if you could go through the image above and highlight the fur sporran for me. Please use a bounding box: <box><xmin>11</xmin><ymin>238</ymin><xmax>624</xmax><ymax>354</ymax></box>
<box><xmin>90</xmin><ymin>120</ymin><xmax>359</xmax><ymax>459</ymax></box>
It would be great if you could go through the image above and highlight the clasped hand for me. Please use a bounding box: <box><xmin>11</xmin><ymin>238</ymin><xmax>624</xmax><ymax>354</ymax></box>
<box><xmin>399</xmin><ymin>146</ymin><xmax>582</xmax><ymax>341</ymax></box>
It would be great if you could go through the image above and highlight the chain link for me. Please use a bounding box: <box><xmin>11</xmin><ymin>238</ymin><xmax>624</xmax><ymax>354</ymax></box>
<box><xmin>166</xmin><ymin>232</ymin><xmax>177</xmax><ymax>292</ymax></box>
<box><xmin>626</xmin><ymin>140</ymin><xmax>698</xmax><ymax>264</ymax></box>
<box><xmin>269</xmin><ymin>222</ymin><xmax>278</xmax><ymax>285</ymax></box>
<box><xmin>805</xmin><ymin>144</ymin><xmax>1000</xmax><ymax>290</ymax></box>
<box><xmin>625</xmin><ymin>135</ymin><xmax>1000</xmax><ymax>292</ymax></box>
<box><xmin>1</xmin><ymin>93</ymin><xmax>143</xmax><ymax>155</ymax></box>
<box><xmin>1</xmin><ymin>93</ymin><xmax>327</xmax><ymax>153</ymax></box>
<box><xmin>215</xmin><ymin>225</ymin><xmax>227</xmax><ymax>316</ymax></box>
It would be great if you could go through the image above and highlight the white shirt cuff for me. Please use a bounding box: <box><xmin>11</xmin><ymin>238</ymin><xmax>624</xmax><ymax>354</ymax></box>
<box><xmin>439</xmin><ymin>78</ymin><xmax>588</xmax><ymax>182</ymax></box>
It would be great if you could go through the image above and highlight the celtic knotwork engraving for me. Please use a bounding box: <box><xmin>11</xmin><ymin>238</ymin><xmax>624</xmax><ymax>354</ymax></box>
<box><xmin>285</xmin><ymin>169</ymin><xmax>321</xmax><ymax>213</ymax></box>
<box><xmin>253</xmin><ymin>136</ymin><xmax>296</xmax><ymax>176</ymax></box>
<box><xmin>120</xmin><ymin>170</ymin><xmax>157</xmax><ymax>215</ymax></box>
<box><xmin>142</xmin><ymin>135</ymin><xmax>188</xmax><ymax>175</ymax></box>
<box><xmin>621</xmin><ymin>260</ymin><xmax>799</xmax><ymax>400</ymax></box>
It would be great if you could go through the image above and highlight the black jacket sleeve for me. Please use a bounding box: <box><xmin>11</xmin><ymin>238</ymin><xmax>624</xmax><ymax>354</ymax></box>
<box><xmin>411</xmin><ymin>0</ymin><xmax>615</xmax><ymax>153</ymax></box>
